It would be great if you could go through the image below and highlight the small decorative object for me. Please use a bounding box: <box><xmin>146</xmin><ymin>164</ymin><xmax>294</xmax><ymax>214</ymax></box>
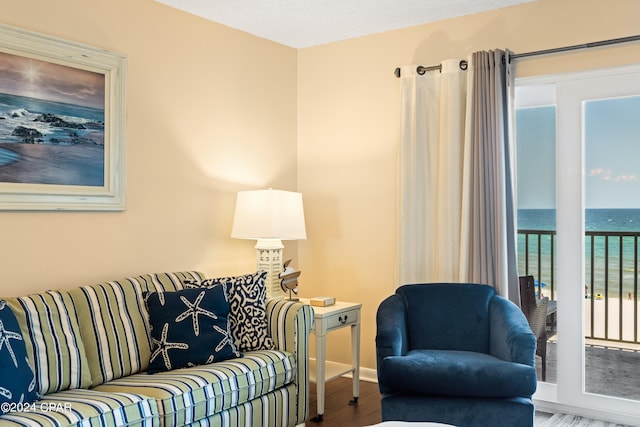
<box><xmin>309</xmin><ymin>296</ymin><xmax>335</xmax><ymax>307</ymax></box>
<box><xmin>280</xmin><ymin>259</ymin><xmax>301</xmax><ymax>301</ymax></box>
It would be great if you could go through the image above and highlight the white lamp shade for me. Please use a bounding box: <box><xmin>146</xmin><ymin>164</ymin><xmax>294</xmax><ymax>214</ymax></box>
<box><xmin>231</xmin><ymin>189</ymin><xmax>307</xmax><ymax>240</ymax></box>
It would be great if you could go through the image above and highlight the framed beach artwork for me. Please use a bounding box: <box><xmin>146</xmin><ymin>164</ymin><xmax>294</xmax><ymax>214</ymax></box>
<box><xmin>0</xmin><ymin>23</ymin><xmax>126</xmax><ymax>210</ymax></box>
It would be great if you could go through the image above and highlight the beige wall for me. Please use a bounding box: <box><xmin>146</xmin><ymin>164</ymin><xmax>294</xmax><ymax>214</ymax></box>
<box><xmin>2</xmin><ymin>0</ymin><xmax>640</xmax><ymax>376</ymax></box>
<box><xmin>297</xmin><ymin>0</ymin><xmax>640</xmax><ymax>372</ymax></box>
<box><xmin>1</xmin><ymin>0</ymin><xmax>298</xmax><ymax>295</ymax></box>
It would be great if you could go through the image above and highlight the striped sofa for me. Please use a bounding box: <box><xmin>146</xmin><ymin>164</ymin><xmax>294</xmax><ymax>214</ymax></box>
<box><xmin>0</xmin><ymin>272</ymin><xmax>314</xmax><ymax>427</ymax></box>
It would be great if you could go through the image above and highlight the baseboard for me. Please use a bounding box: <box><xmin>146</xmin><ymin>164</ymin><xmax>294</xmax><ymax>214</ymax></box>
<box><xmin>351</xmin><ymin>366</ymin><xmax>378</xmax><ymax>383</ymax></box>
<box><xmin>308</xmin><ymin>357</ymin><xmax>378</xmax><ymax>383</ymax></box>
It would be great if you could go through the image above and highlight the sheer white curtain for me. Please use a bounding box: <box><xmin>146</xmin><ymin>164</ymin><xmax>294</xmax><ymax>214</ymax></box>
<box><xmin>398</xmin><ymin>50</ymin><xmax>518</xmax><ymax>301</ymax></box>
<box><xmin>398</xmin><ymin>59</ymin><xmax>467</xmax><ymax>284</ymax></box>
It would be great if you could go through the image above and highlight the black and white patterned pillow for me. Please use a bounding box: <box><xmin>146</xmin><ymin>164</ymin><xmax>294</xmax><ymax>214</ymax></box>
<box><xmin>0</xmin><ymin>300</ymin><xmax>39</xmax><ymax>413</ymax></box>
<box><xmin>183</xmin><ymin>271</ymin><xmax>274</xmax><ymax>352</ymax></box>
<box><xmin>145</xmin><ymin>287</ymin><xmax>241</xmax><ymax>374</ymax></box>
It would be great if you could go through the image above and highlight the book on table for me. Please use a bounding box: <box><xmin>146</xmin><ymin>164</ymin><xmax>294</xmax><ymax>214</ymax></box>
<box><xmin>310</xmin><ymin>296</ymin><xmax>335</xmax><ymax>307</ymax></box>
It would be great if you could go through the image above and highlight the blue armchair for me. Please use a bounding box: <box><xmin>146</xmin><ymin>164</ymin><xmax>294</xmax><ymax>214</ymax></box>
<box><xmin>376</xmin><ymin>283</ymin><xmax>537</xmax><ymax>427</ymax></box>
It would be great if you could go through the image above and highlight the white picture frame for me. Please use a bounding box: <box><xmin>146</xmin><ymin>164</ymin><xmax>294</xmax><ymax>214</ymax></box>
<box><xmin>0</xmin><ymin>23</ymin><xmax>126</xmax><ymax>211</ymax></box>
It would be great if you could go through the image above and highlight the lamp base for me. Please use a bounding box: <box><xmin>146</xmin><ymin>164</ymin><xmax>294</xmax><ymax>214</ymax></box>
<box><xmin>255</xmin><ymin>239</ymin><xmax>285</xmax><ymax>299</ymax></box>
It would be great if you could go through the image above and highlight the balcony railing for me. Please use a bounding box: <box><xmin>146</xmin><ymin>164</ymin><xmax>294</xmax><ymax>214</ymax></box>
<box><xmin>518</xmin><ymin>229</ymin><xmax>640</xmax><ymax>344</ymax></box>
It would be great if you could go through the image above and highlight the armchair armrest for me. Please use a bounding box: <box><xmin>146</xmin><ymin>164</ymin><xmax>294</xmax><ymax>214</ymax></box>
<box><xmin>265</xmin><ymin>299</ymin><xmax>314</xmax><ymax>424</ymax></box>
<box><xmin>376</xmin><ymin>294</ymin><xmax>409</xmax><ymax>392</ymax></box>
<box><xmin>489</xmin><ymin>295</ymin><xmax>537</xmax><ymax>367</ymax></box>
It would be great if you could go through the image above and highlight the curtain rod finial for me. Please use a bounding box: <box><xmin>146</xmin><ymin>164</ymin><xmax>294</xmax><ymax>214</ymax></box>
<box><xmin>394</xmin><ymin>67</ymin><xmax>401</xmax><ymax>78</ymax></box>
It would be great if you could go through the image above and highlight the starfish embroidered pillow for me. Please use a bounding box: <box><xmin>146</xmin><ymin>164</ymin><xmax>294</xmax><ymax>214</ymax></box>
<box><xmin>145</xmin><ymin>286</ymin><xmax>240</xmax><ymax>374</ymax></box>
<box><xmin>183</xmin><ymin>271</ymin><xmax>275</xmax><ymax>352</ymax></box>
<box><xmin>0</xmin><ymin>300</ymin><xmax>39</xmax><ymax>413</ymax></box>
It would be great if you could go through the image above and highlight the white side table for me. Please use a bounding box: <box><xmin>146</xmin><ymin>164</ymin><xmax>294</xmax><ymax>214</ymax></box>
<box><xmin>299</xmin><ymin>299</ymin><xmax>362</xmax><ymax>422</ymax></box>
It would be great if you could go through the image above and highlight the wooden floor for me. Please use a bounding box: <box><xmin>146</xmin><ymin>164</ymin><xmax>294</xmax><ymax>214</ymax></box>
<box><xmin>307</xmin><ymin>377</ymin><xmax>382</xmax><ymax>426</ymax></box>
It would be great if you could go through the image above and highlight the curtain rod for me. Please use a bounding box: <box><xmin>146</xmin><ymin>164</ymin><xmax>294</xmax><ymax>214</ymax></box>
<box><xmin>394</xmin><ymin>34</ymin><xmax>640</xmax><ymax>78</ymax></box>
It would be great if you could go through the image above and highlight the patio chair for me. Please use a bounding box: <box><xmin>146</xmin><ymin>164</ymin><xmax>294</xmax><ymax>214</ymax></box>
<box><xmin>519</xmin><ymin>275</ymin><xmax>550</xmax><ymax>381</ymax></box>
<box><xmin>376</xmin><ymin>283</ymin><xmax>537</xmax><ymax>427</ymax></box>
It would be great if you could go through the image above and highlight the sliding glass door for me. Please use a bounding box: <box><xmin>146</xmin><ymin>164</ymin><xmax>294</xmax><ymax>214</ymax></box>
<box><xmin>515</xmin><ymin>90</ymin><xmax>557</xmax><ymax>384</ymax></box>
<box><xmin>516</xmin><ymin>65</ymin><xmax>640</xmax><ymax>422</ymax></box>
<box><xmin>582</xmin><ymin>94</ymin><xmax>640</xmax><ymax>399</ymax></box>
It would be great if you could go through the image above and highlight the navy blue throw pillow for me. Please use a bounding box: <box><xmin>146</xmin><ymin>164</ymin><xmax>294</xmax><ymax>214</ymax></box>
<box><xmin>145</xmin><ymin>287</ymin><xmax>241</xmax><ymax>374</ymax></box>
<box><xmin>0</xmin><ymin>300</ymin><xmax>39</xmax><ymax>413</ymax></box>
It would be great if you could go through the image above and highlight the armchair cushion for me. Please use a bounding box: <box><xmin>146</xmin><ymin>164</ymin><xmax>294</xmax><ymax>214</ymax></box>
<box><xmin>379</xmin><ymin>349</ymin><xmax>536</xmax><ymax>398</ymax></box>
<box><xmin>397</xmin><ymin>283</ymin><xmax>495</xmax><ymax>353</ymax></box>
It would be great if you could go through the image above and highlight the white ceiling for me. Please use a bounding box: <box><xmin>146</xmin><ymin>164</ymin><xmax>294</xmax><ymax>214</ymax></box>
<box><xmin>155</xmin><ymin>0</ymin><xmax>536</xmax><ymax>48</ymax></box>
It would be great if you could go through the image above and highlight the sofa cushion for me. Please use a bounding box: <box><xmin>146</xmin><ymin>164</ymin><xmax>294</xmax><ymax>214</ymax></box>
<box><xmin>379</xmin><ymin>349</ymin><xmax>537</xmax><ymax>398</ymax></box>
<box><xmin>184</xmin><ymin>271</ymin><xmax>275</xmax><ymax>352</ymax></box>
<box><xmin>0</xmin><ymin>388</ymin><xmax>158</xmax><ymax>427</ymax></box>
<box><xmin>68</xmin><ymin>271</ymin><xmax>205</xmax><ymax>386</ymax></box>
<box><xmin>0</xmin><ymin>300</ymin><xmax>39</xmax><ymax>413</ymax></box>
<box><xmin>4</xmin><ymin>291</ymin><xmax>93</xmax><ymax>396</ymax></box>
<box><xmin>94</xmin><ymin>349</ymin><xmax>295</xmax><ymax>427</ymax></box>
<box><xmin>145</xmin><ymin>287</ymin><xmax>240</xmax><ymax>374</ymax></box>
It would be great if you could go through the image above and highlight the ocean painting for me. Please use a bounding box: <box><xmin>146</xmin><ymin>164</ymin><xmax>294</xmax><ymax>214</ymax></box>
<box><xmin>0</xmin><ymin>51</ymin><xmax>105</xmax><ymax>187</ymax></box>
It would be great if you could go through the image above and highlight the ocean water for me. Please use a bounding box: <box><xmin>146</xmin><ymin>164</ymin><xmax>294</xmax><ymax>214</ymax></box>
<box><xmin>0</xmin><ymin>92</ymin><xmax>105</xmax><ymax>185</ymax></box>
<box><xmin>519</xmin><ymin>208</ymin><xmax>640</xmax><ymax>232</ymax></box>
<box><xmin>518</xmin><ymin>208</ymin><xmax>640</xmax><ymax>298</ymax></box>
<box><xmin>0</xmin><ymin>92</ymin><xmax>104</xmax><ymax>145</ymax></box>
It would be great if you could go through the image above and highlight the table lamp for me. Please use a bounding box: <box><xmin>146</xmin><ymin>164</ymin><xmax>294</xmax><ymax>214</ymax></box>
<box><xmin>231</xmin><ymin>189</ymin><xmax>307</xmax><ymax>299</ymax></box>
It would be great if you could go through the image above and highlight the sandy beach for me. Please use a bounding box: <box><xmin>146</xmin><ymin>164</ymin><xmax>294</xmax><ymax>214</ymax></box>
<box><xmin>0</xmin><ymin>142</ymin><xmax>104</xmax><ymax>186</ymax></box>
<box><xmin>584</xmin><ymin>297</ymin><xmax>640</xmax><ymax>343</ymax></box>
